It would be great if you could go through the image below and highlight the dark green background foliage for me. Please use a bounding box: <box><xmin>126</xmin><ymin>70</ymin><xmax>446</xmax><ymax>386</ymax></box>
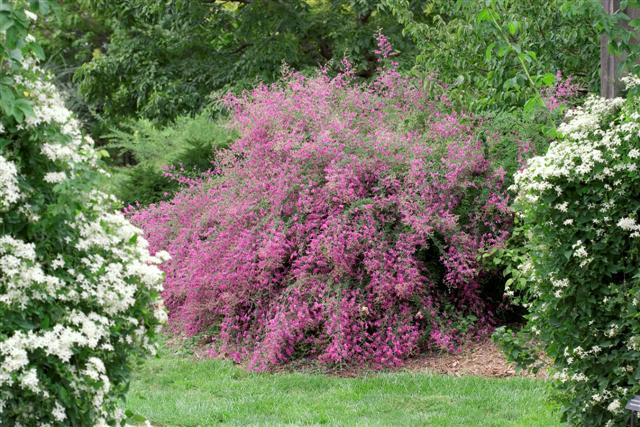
<box><xmin>34</xmin><ymin>0</ymin><xmax>629</xmax><ymax>207</ymax></box>
<box><xmin>41</xmin><ymin>0</ymin><xmax>608</xmax><ymax>126</ymax></box>
<box><xmin>41</xmin><ymin>0</ymin><xmax>420</xmax><ymax>129</ymax></box>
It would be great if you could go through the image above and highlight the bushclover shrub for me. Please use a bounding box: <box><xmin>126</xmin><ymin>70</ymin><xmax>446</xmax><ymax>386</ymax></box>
<box><xmin>510</xmin><ymin>77</ymin><xmax>640</xmax><ymax>426</ymax></box>
<box><xmin>0</xmin><ymin>3</ymin><xmax>167</xmax><ymax>425</ymax></box>
<box><xmin>132</xmin><ymin>39</ymin><xmax>513</xmax><ymax>371</ymax></box>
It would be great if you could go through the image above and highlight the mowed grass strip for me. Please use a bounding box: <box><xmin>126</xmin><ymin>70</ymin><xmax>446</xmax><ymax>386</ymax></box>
<box><xmin>127</xmin><ymin>350</ymin><xmax>561</xmax><ymax>427</ymax></box>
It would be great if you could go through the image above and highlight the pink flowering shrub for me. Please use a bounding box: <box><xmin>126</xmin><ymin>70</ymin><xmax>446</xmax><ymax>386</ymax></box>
<box><xmin>131</xmin><ymin>50</ymin><xmax>512</xmax><ymax>370</ymax></box>
<box><xmin>542</xmin><ymin>71</ymin><xmax>581</xmax><ymax>112</ymax></box>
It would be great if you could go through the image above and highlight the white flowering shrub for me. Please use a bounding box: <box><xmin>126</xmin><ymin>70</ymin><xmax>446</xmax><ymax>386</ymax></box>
<box><xmin>512</xmin><ymin>80</ymin><xmax>640</xmax><ymax>425</ymax></box>
<box><xmin>0</xmin><ymin>3</ymin><xmax>167</xmax><ymax>425</ymax></box>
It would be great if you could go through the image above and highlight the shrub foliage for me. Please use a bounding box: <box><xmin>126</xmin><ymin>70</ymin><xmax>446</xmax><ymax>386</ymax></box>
<box><xmin>106</xmin><ymin>113</ymin><xmax>235</xmax><ymax>206</ymax></box>
<box><xmin>511</xmin><ymin>79</ymin><xmax>640</xmax><ymax>426</ymax></box>
<box><xmin>0</xmin><ymin>3</ymin><xmax>167</xmax><ymax>425</ymax></box>
<box><xmin>384</xmin><ymin>0</ymin><xmax>600</xmax><ymax>111</ymax></box>
<box><xmin>133</xmin><ymin>42</ymin><xmax>512</xmax><ymax>370</ymax></box>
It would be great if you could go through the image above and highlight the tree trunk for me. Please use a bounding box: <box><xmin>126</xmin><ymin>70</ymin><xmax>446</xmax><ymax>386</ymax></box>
<box><xmin>601</xmin><ymin>0</ymin><xmax>640</xmax><ymax>97</ymax></box>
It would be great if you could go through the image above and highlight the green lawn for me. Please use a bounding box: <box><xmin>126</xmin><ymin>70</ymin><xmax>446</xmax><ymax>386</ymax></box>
<box><xmin>127</xmin><ymin>349</ymin><xmax>561</xmax><ymax>427</ymax></box>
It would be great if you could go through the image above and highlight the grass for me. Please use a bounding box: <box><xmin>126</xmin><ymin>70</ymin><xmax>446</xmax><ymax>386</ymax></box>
<box><xmin>126</xmin><ymin>347</ymin><xmax>561</xmax><ymax>427</ymax></box>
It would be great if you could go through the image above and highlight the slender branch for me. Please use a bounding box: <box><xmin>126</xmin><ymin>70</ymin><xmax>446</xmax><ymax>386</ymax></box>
<box><xmin>488</xmin><ymin>10</ymin><xmax>537</xmax><ymax>90</ymax></box>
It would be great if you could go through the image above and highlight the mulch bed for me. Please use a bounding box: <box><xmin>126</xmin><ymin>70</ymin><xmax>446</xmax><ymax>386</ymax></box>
<box><xmin>177</xmin><ymin>335</ymin><xmax>546</xmax><ymax>379</ymax></box>
<box><xmin>401</xmin><ymin>339</ymin><xmax>546</xmax><ymax>379</ymax></box>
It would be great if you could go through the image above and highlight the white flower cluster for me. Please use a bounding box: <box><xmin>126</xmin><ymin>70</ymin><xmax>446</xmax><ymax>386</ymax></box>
<box><xmin>13</xmin><ymin>69</ymin><xmax>100</xmax><ymax>189</ymax></box>
<box><xmin>24</xmin><ymin>10</ymin><xmax>37</xmax><ymax>21</ymax></box>
<box><xmin>621</xmin><ymin>74</ymin><xmax>640</xmax><ymax>90</ymax></box>
<box><xmin>617</xmin><ymin>216</ymin><xmax>640</xmax><ymax>238</ymax></box>
<box><xmin>43</xmin><ymin>171</ymin><xmax>67</xmax><ymax>184</ymax></box>
<box><xmin>16</xmin><ymin>72</ymin><xmax>72</xmax><ymax>128</ymax></box>
<box><xmin>0</xmin><ymin>236</ymin><xmax>63</xmax><ymax>308</ymax></box>
<box><xmin>70</xmin><ymin>204</ymin><xmax>169</xmax><ymax>318</ymax></box>
<box><xmin>558</xmin><ymin>96</ymin><xmax>624</xmax><ymax>141</ymax></box>
<box><xmin>553</xmin><ymin>367</ymin><xmax>589</xmax><ymax>383</ymax></box>
<box><xmin>514</xmin><ymin>96</ymin><xmax>628</xmax><ymax>201</ymax></box>
<box><xmin>551</xmin><ymin>277</ymin><xmax>569</xmax><ymax>298</ymax></box>
<box><xmin>514</xmin><ymin>93</ymin><xmax>639</xmax><ymax>236</ymax></box>
<box><xmin>607</xmin><ymin>399</ymin><xmax>621</xmax><ymax>413</ymax></box>
<box><xmin>0</xmin><ymin>22</ymin><xmax>168</xmax><ymax>425</ymax></box>
<box><xmin>0</xmin><ymin>155</ymin><xmax>20</xmax><ymax>211</ymax></box>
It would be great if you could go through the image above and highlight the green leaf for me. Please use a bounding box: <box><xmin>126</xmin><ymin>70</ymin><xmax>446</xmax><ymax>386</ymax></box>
<box><xmin>9</xmin><ymin>48</ymin><xmax>23</xmax><ymax>61</ymax></box>
<box><xmin>37</xmin><ymin>0</ymin><xmax>51</xmax><ymax>14</ymax></box>
<box><xmin>0</xmin><ymin>12</ymin><xmax>12</xmax><ymax>32</ymax></box>
<box><xmin>5</xmin><ymin>25</ymin><xmax>22</xmax><ymax>50</ymax></box>
<box><xmin>523</xmin><ymin>95</ymin><xmax>544</xmax><ymax>117</ymax></box>
<box><xmin>31</xmin><ymin>44</ymin><xmax>45</xmax><ymax>60</ymax></box>
<box><xmin>540</xmin><ymin>72</ymin><xmax>556</xmax><ymax>87</ymax></box>
<box><xmin>15</xmin><ymin>99</ymin><xmax>34</xmax><ymax>119</ymax></box>
<box><xmin>0</xmin><ymin>84</ymin><xmax>15</xmax><ymax>103</ymax></box>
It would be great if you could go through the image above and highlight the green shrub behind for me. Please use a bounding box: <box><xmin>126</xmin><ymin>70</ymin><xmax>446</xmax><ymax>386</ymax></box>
<box><xmin>107</xmin><ymin>112</ymin><xmax>235</xmax><ymax>206</ymax></box>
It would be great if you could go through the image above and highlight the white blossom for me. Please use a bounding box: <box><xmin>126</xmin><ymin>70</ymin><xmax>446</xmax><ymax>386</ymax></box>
<box><xmin>572</xmin><ymin>241</ymin><xmax>588</xmax><ymax>258</ymax></box>
<box><xmin>52</xmin><ymin>401</ymin><xmax>66</xmax><ymax>422</ymax></box>
<box><xmin>0</xmin><ymin>155</ymin><xmax>21</xmax><ymax>210</ymax></box>
<box><xmin>617</xmin><ymin>217</ymin><xmax>639</xmax><ymax>231</ymax></box>
<box><xmin>24</xmin><ymin>10</ymin><xmax>37</xmax><ymax>21</ymax></box>
<box><xmin>607</xmin><ymin>399</ymin><xmax>621</xmax><ymax>413</ymax></box>
<box><xmin>20</xmin><ymin>368</ymin><xmax>39</xmax><ymax>393</ymax></box>
<box><xmin>43</xmin><ymin>171</ymin><xmax>67</xmax><ymax>184</ymax></box>
<box><xmin>622</xmin><ymin>74</ymin><xmax>640</xmax><ymax>90</ymax></box>
<box><xmin>555</xmin><ymin>201</ymin><xmax>569</xmax><ymax>212</ymax></box>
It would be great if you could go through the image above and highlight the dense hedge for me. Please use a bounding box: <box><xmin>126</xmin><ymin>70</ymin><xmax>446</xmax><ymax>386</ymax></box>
<box><xmin>511</xmin><ymin>79</ymin><xmax>640</xmax><ymax>426</ymax></box>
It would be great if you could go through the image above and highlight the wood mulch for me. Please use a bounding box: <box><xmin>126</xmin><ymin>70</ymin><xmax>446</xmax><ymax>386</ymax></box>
<box><xmin>401</xmin><ymin>339</ymin><xmax>546</xmax><ymax>379</ymax></box>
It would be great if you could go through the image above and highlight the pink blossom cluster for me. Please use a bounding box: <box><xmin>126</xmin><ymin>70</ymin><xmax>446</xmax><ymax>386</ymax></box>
<box><xmin>374</xmin><ymin>32</ymin><xmax>395</xmax><ymax>63</ymax></box>
<box><xmin>542</xmin><ymin>71</ymin><xmax>580</xmax><ymax>112</ymax></box>
<box><xmin>131</xmin><ymin>54</ymin><xmax>511</xmax><ymax>371</ymax></box>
